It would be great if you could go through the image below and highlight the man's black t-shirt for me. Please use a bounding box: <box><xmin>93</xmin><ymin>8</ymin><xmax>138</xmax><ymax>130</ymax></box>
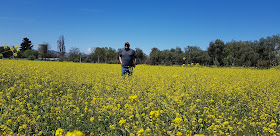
<box><xmin>119</xmin><ymin>49</ymin><xmax>136</xmax><ymax>67</ymax></box>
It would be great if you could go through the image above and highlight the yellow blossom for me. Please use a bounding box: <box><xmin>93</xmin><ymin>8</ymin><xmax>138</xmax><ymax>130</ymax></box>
<box><xmin>150</xmin><ymin>110</ymin><xmax>159</xmax><ymax>120</ymax></box>
<box><xmin>65</xmin><ymin>130</ymin><xmax>84</xmax><ymax>136</ymax></box>
<box><xmin>176</xmin><ymin>131</ymin><xmax>183</xmax><ymax>136</ymax></box>
<box><xmin>109</xmin><ymin>125</ymin><xmax>115</xmax><ymax>130</ymax></box>
<box><xmin>55</xmin><ymin>128</ymin><xmax>64</xmax><ymax>136</ymax></box>
<box><xmin>119</xmin><ymin>119</ymin><xmax>126</xmax><ymax>127</ymax></box>
<box><xmin>137</xmin><ymin>128</ymin><xmax>144</xmax><ymax>136</ymax></box>
<box><xmin>10</xmin><ymin>47</ymin><xmax>14</xmax><ymax>51</ymax></box>
<box><xmin>174</xmin><ymin>117</ymin><xmax>183</xmax><ymax>125</ymax></box>
<box><xmin>129</xmin><ymin>95</ymin><xmax>137</xmax><ymax>103</ymax></box>
<box><xmin>90</xmin><ymin>117</ymin><xmax>94</xmax><ymax>122</ymax></box>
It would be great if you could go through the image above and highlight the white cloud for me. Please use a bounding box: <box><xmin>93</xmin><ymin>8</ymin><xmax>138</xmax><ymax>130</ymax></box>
<box><xmin>87</xmin><ymin>48</ymin><xmax>93</xmax><ymax>53</ymax></box>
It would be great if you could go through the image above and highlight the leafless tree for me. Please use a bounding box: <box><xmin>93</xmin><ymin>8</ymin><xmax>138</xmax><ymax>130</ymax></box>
<box><xmin>57</xmin><ymin>35</ymin><xmax>65</xmax><ymax>56</ymax></box>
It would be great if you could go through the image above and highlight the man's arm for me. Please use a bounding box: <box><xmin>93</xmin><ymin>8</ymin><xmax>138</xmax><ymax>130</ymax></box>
<box><xmin>119</xmin><ymin>56</ymin><xmax>122</xmax><ymax>64</ymax></box>
<box><xmin>133</xmin><ymin>50</ymin><xmax>137</xmax><ymax>67</ymax></box>
<box><xmin>134</xmin><ymin>58</ymin><xmax>136</xmax><ymax>67</ymax></box>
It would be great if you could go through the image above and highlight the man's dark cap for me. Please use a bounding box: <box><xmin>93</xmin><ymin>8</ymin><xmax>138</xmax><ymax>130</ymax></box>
<box><xmin>125</xmin><ymin>42</ymin><xmax>130</xmax><ymax>47</ymax></box>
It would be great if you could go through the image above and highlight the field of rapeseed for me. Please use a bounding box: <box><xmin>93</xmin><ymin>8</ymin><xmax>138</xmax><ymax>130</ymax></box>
<box><xmin>1</xmin><ymin>59</ymin><xmax>280</xmax><ymax>136</ymax></box>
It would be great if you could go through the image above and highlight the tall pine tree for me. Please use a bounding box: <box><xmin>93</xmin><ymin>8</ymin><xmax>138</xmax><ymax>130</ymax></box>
<box><xmin>20</xmin><ymin>37</ymin><xmax>33</xmax><ymax>51</ymax></box>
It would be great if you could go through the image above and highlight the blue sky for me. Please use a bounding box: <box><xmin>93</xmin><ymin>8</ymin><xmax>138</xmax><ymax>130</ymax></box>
<box><xmin>1</xmin><ymin>0</ymin><xmax>280</xmax><ymax>54</ymax></box>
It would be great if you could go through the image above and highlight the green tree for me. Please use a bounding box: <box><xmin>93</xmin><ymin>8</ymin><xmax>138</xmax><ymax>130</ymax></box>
<box><xmin>68</xmin><ymin>47</ymin><xmax>81</xmax><ymax>62</ymax></box>
<box><xmin>207</xmin><ymin>39</ymin><xmax>225</xmax><ymax>66</ymax></box>
<box><xmin>92</xmin><ymin>47</ymin><xmax>106</xmax><ymax>63</ymax></box>
<box><xmin>135</xmin><ymin>48</ymin><xmax>147</xmax><ymax>64</ymax></box>
<box><xmin>20</xmin><ymin>37</ymin><xmax>33</xmax><ymax>52</ymax></box>
<box><xmin>224</xmin><ymin>40</ymin><xmax>243</xmax><ymax>66</ymax></box>
<box><xmin>255</xmin><ymin>35</ymin><xmax>280</xmax><ymax>67</ymax></box>
<box><xmin>175</xmin><ymin>47</ymin><xmax>184</xmax><ymax>65</ymax></box>
<box><xmin>23</xmin><ymin>49</ymin><xmax>38</xmax><ymax>60</ymax></box>
<box><xmin>160</xmin><ymin>50</ymin><xmax>175</xmax><ymax>65</ymax></box>
<box><xmin>237</xmin><ymin>42</ymin><xmax>259</xmax><ymax>67</ymax></box>
<box><xmin>149</xmin><ymin>47</ymin><xmax>160</xmax><ymax>65</ymax></box>
<box><xmin>105</xmin><ymin>47</ymin><xmax>118</xmax><ymax>63</ymax></box>
<box><xmin>184</xmin><ymin>46</ymin><xmax>210</xmax><ymax>65</ymax></box>
<box><xmin>185</xmin><ymin>46</ymin><xmax>202</xmax><ymax>64</ymax></box>
<box><xmin>195</xmin><ymin>51</ymin><xmax>211</xmax><ymax>65</ymax></box>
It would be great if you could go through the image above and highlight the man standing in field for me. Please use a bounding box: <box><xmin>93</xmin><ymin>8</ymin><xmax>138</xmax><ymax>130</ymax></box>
<box><xmin>119</xmin><ymin>42</ymin><xmax>137</xmax><ymax>76</ymax></box>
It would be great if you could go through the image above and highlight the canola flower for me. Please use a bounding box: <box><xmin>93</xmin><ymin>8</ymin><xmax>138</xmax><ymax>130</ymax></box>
<box><xmin>136</xmin><ymin>128</ymin><xmax>144</xmax><ymax>136</ymax></box>
<box><xmin>129</xmin><ymin>95</ymin><xmax>138</xmax><ymax>103</ymax></box>
<box><xmin>150</xmin><ymin>110</ymin><xmax>160</xmax><ymax>120</ymax></box>
<box><xmin>119</xmin><ymin>118</ymin><xmax>127</xmax><ymax>127</ymax></box>
<box><xmin>90</xmin><ymin>117</ymin><xmax>94</xmax><ymax>123</ymax></box>
<box><xmin>55</xmin><ymin>128</ymin><xmax>84</xmax><ymax>136</ymax></box>
<box><xmin>65</xmin><ymin>130</ymin><xmax>84</xmax><ymax>136</ymax></box>
<box><xmin>174</xmin><ymin>117</ymin><xmax>183</xmax><ymax>125</ymax></box>
<box><xmin>0</xmin><ymin>60</ymin><xmax>280</xmax><ymax>135</ymax></box>
<box><xmin>109</xmin><ymin>124</ymin><xmax>115</xmax><ymax>130</ymax></box>
<box><xmin>55</xmin><ymin>128</ymin><xmax>64</xmax><ymax>136</ymax></box>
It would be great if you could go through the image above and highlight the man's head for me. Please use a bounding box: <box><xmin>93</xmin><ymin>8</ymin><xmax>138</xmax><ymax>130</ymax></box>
<box><xmin>125</xmin><ymin>42</ymin><xmax>130</xmax><ymax>50</ymax></box>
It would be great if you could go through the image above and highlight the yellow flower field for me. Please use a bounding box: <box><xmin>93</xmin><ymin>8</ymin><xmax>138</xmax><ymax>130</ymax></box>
<box><xmin>1</xmin><ymin>60</ymin><xmax>280</xmax><ymax>135</ymax></box>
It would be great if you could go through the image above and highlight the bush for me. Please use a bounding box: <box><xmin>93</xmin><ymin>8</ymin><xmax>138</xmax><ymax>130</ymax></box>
<box><xmin>23</xmin><ymin>50</ymin><xmax>38</xmax><ymax>58</ymax></box>
<box><xmin>256</xmin><ymin>60</ymin><xmax>270</xmax><ymax>68</ymax></box>
<box><xmin>27</xmin><ymin>55</ymin><xmax>36</xmax><ymax>60</ymax></box>
<box><xmin>59</xmin><ymin>56</ymin><xmax>68</xmax><ymax>62</ymax></box>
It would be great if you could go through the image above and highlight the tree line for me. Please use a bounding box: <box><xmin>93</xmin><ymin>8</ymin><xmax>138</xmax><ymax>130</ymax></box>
<box><xmin>1</xmin><ymin>34</ymin><xmax>280</xmax><ymax>68</ymax></box>
<box><xmin>67</xmin><ymin>47</ymin><xmax>148</xmax><ymax>64</ymax></box>
<box><xmin>150</xmin><ymin>34</ymin><xmax>280</xmax><ymax>67</ymax></box>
